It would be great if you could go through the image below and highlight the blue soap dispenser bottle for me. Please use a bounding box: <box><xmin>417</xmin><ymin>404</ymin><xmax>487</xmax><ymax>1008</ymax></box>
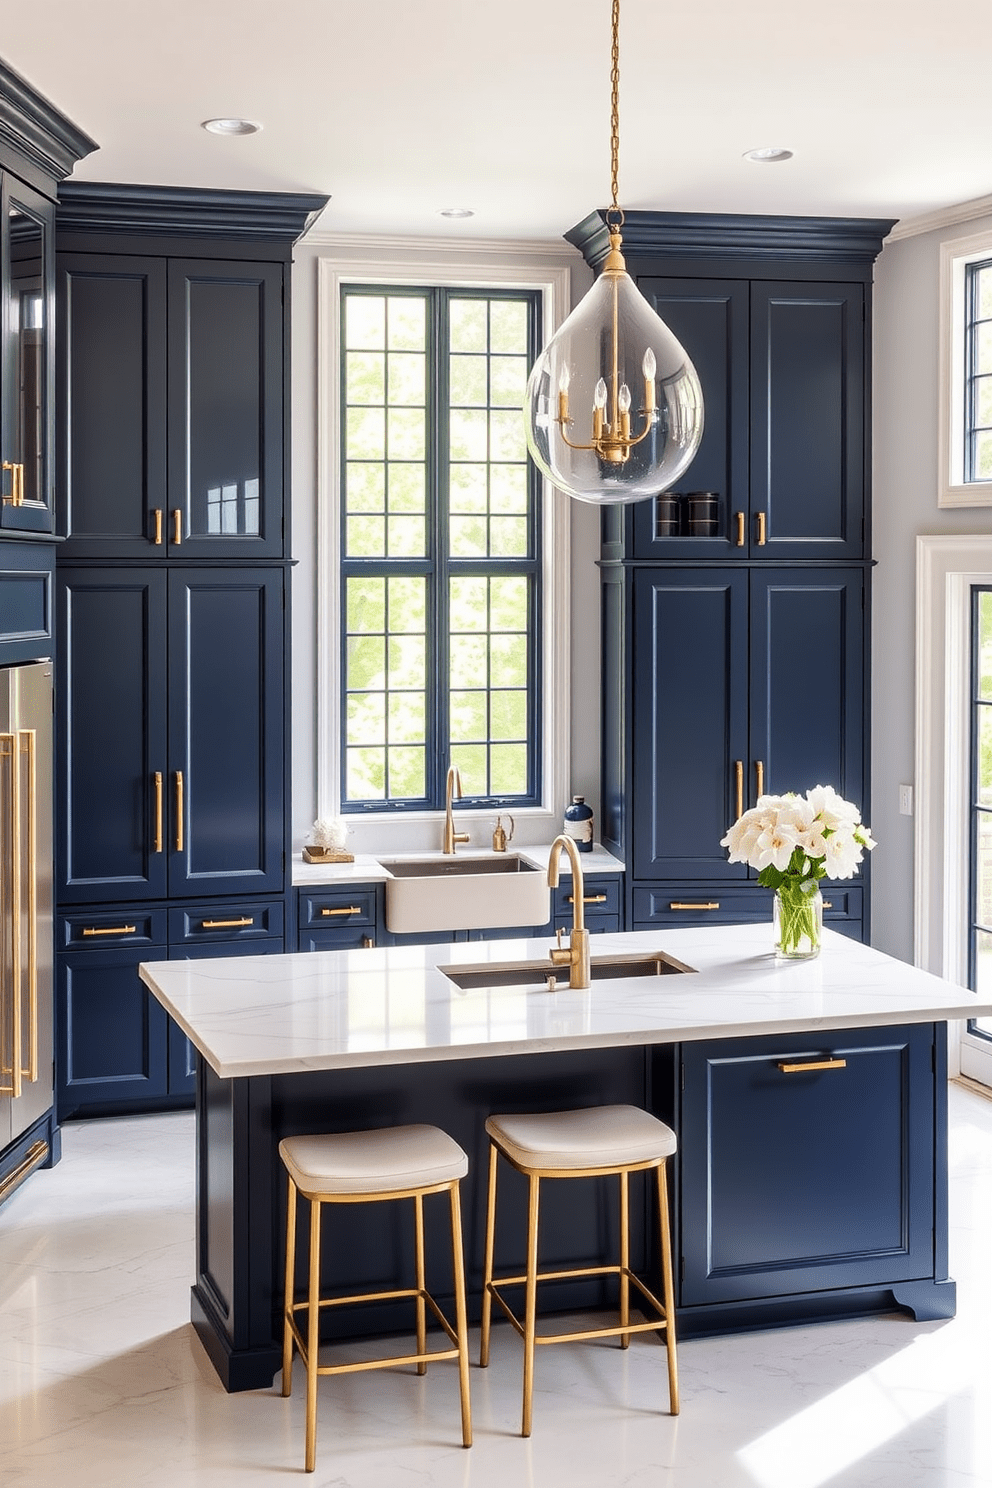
<box><xmin>563</xmin><ymin>795</ymin><xmax>594</xmax><ymax>852</ymax></box>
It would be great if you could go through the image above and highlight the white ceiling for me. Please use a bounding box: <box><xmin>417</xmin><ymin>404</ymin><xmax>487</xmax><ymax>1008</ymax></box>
<box><xmin>4</xmin><ymin>0</ymin><xmax>990</xmax><ymax>243</ymax></box>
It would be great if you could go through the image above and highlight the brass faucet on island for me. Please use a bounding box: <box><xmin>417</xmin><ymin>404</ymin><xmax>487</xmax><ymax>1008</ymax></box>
<box><xmin>546</xmin><ymin>833</ymin><xmax>591</xmax><ymax>990</ymax></box>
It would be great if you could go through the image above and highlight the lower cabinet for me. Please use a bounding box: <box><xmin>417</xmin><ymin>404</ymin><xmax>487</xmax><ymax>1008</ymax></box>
<box><xmin>633</xmin><ymin>883</ymin><xmax>863</xmax><ymax>940</ymax></box>
<box><xmin>57</xmin><ymin>901</ymin><xmax>284</xmax><ymax>1118</ymax></box>
<box><xmin>677</xmin><ymin>1023</ymin><xmax>943</xmax><ymax>1321</ymax></box>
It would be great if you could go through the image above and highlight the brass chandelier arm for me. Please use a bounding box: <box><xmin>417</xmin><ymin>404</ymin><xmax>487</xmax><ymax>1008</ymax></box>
<box><xmin>555</xmin><ymin>417</ymin><xmax>657</xmax><ymax>457</ymax></box>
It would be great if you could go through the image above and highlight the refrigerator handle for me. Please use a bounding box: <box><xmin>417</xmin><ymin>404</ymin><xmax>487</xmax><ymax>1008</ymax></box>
<box><xmin>21</xmin><ymin>730</ymin><xmax>38</xmax><ymax>1083</ymax></box>
<box><xmin>0</xmin><ymin>732</ymin><xmax>21</xmax><ymax>1099</ymax></box>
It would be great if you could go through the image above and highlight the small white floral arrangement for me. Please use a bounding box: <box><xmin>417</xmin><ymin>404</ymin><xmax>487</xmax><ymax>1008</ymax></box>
<box><xmin>720</xmin><ymin>785</ymin><xmax>876</xmax><ymax>955</ymax></box>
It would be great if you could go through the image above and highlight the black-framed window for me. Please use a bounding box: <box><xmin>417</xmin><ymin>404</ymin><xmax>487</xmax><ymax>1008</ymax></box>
<box><xmin>968</xmin><ymin>586</ymin><xmax>992</xmax><ymax>1035</ymax></box>
<box><xmin>965</xmin><ymin>259</ymin><xmax>992</xmax><ymax>483</ymax></box>
<box><xmin>339</xmin><ymin>284</ymin><xmax>542</xmax><ymax>812</ymax></box>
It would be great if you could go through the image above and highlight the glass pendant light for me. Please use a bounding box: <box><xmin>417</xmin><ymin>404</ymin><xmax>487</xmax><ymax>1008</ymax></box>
<box><xmin>524</xmin><ymin>0</ymin><xmax>703</xmax><ymax>505</ymax></box>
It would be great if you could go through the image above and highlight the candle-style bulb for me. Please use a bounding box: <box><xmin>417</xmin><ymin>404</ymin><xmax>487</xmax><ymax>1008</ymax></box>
<box><xmin>618</xmin><ymin>383</ymin><xmax>632</xmax><ymax>413</ymax></box>
<box><xmin>558</xmin><ymin>362</ymin><xmax>570</xmax><ymax>394</ymax></box>
<box><xmin>593</xmin><ymin>378</ymin><xmax>608</xmax><ymax>409</ymax></box>
<box><xmin>642</xmin><ymin>347</ymin><xmax>657</xmax><ymax>381</ymax></box>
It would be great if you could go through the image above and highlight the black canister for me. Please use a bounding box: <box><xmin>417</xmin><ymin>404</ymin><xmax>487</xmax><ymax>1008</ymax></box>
<box><xmin>685</xmin><ymin>491</ymin><xmax>719</xmax><ymax>537</ymax></box>
<box><xmin>655</xmin><ymin>491</ymin><xmax>681</xmax><ymax>538</ymax></box>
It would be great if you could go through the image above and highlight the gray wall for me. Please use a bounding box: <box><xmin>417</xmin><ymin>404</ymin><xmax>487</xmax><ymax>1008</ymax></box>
<box><xmin>872</xmin><ymin>215</ymin><xmax>992</xmax><ymax>961</ymax></box>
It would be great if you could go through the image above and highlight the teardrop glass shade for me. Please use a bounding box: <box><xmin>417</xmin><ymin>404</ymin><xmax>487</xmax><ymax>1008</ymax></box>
<box><xmin>525</xmin><ymin>267</ymin><xmax>704</xmax><ymax>504</ymax></box>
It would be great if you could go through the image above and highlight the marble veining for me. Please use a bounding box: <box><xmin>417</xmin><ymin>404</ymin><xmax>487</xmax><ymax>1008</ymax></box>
<box><xmin>138</xmin><ymin>924</ymin><xmax>992</xmax><ymax>1081</ymax></box>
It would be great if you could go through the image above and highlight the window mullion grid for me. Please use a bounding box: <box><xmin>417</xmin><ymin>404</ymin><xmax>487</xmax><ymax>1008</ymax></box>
<box><xmin>970</xmin><ymin>586</ymin><xmax>992</xmax><ymax>1030</ymax></box>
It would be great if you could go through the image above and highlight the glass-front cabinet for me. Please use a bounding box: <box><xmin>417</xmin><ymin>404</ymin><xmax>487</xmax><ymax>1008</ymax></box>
<box><xmin>1</xmin><ymin>176</ymin><xmax>54</xmax><ymax>534</ymax></box>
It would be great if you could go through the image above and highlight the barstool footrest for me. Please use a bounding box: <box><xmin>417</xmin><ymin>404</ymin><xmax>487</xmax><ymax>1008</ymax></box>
<box><xmin>487</xmin><ymin>1264</ymin><xmax>671</xmax><ymax>1345</ymax></box>
<box><xmin>287</xmin><ymin>1283</ymin><xmax>463</xmax><ymax>1374</ymax></box>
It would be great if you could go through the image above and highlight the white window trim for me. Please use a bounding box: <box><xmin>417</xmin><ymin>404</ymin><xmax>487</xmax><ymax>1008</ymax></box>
<box><xmin>316</xmin><ymin>252</ymin><xmax>572</xmax><ymax>849</ymax></box>
<box><xmin>915</xmin><ymin>534</ymin><xmax>992</xmax><ymax>1079</ymax></box>
<box><xmin>938</xmin><ymin>227</ymin><xmax>992</xmax><ymax>507</ymax></box>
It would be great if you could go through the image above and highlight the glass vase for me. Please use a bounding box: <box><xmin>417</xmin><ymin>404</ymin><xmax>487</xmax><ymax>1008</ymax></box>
<box><xmin>773</xmin><ymin>885</ymin><xmax>823</xmax><ymax>960</ymax></box>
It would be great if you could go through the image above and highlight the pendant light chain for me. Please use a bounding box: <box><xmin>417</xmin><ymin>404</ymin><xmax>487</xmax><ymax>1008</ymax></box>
<box><xmin>608</xmin><ymin>0</ymin><xmax>623</xmax><ymax>229</ymax></box>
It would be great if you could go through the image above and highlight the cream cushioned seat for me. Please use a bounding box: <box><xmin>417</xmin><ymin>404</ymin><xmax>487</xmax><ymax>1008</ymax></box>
<box><xmin>485</xmin><ymin>1103</ymin><xmax>677</xmax><ymax>1172</ymax></box>
<box><xmin>279</xmin><ymin>1124</ymin><xmax>468</xmax><ymax>1196</ymax></box>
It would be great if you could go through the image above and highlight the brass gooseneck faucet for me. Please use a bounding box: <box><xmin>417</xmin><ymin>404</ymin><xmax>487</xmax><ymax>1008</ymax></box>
<box><xmin>547</xmin><ymin>834</ymin><xmax>591</xmax><ymax>989</ymax></box>
<box><xmin>442</xmin><ymin>764</ymin><xmax>470</xmax><ymax>855</ymax></box>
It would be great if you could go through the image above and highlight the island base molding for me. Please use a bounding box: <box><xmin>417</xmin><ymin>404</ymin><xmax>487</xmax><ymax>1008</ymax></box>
<box><xmin>677</xmin><ymin>1277</ymin><xmax>958</xmax><ymax>1341</ymax></box>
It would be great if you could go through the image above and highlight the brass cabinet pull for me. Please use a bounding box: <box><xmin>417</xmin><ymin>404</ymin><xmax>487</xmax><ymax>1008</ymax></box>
<box><xmin>321</xmin><ymin>905</ymin><xmax>362</xmax><ymax>917</ymax></box>
<box><xmin>0</xmin><ymin>734</ymin><xmax>22</xmax><ymax>1097</ymax></box>
<box><xmin>755</xmin><ymin>760</ymin><xmax>765</xmax><ymax>799</ymax></box>
<box><xmin>201</xmin><ymin>917</ymin><xmax>254</xmax><ymax>929</ymax></box>
<box><xmin>362</xmin><ymin>936</ymin><xmax>374</xmax><ymax>949</ymax></box>
<box><xmin>735</xmin><ymin>510</ymin><xmax>745</xmax><ymax>547</ymax></box>
<box><xmin>153</xmin><ymin>771</ymin><xmax>163</xmax><ymax>853</ymax></box>
<box><xmin>2</xmin><ymin>461</ymin><xmax>24</xmax><ymax>507</ymax></box>
<box><xmin>756</xmin><ymin>511</ymin><xmax>767</xmax><ymax>545</ymax></box>
<box><xmin>22</xmin><ymin>731</ymin><xmax>37</xmax><ymax>1082</ymax></box>
<box><xmin>174</xmin><ymin>770</ymin><xmax>184</xmax><ymax>852</ymax></box>
<box><xmin>172</xmin><ymin>508</ymin><xmax>182</xmax><ymax>545</ymax></box>
<box><xmin>777</xmin><ymin>1058</ymin><xmax>847</xmax><ymax>1074</ymax></box>
<box><xmin>734</xmin><ymin>759</ymin><xmax>744</xmax><ymax>821</ymax></box>
<box><xmin>82</xmin><ymin>925</ymin><xmax>137</xmax><ymax>937</ymax></box>
<box><xmin>566</xmin><ymin>893</ymin><xmax>608</xmax><ymax>905</ymax></box>
<box><xmin>822</xmin><ymin>900</ymin><xmax>833</xmax><ymax>910</ymax></box>
<box><xmin>670</xmin><ymin>901</ymin><xmax>720</xmax><ymax>911</ymax></box>
<box><xmin>0</xmin><ymin>1139</ymin><xmax>48</xmax><ymax>1204</ymax></box>
<box><xmin>16</xmin><ymin>463</ymin><xmax>24</xmax><ymax>506</ymax></box>
<box><xmin>152</xmin><ymin>508</ymin><xmax>163</xmax><ymax>545</ymax></box>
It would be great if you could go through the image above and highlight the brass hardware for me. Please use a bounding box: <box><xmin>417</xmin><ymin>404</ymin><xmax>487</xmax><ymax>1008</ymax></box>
<box><xmin>670</xmin><ymin>901</ymin><xmax>720</xmax><ymax>910</ymax></box>
<box><xmin>734</xmin><ymin>759</ymin><xmax>744</xmax><ymax>821</ymax></box>
<box><xmin>22</xmin><ymin>731</ymin><xmax>37</xmax><ymax>1082</ymax></box>
<box><xmin>201</xmin><ymin>917</ymin><xmax>254</xmax><ymax>929</ymax></box>
<box><xmin>82</xmin><ymin>925</ymin><xmax>137</xmax><ymax>937</ymax></box>
<box><xmin>362</xmin><ymin>936</ymin><xmax>374</xmax><ymax>949</ymax></box>
<box><xmin>442</xmin><ymin>763</ymin><xmax>469</xmax><ymax>855</ymax></box>
<box><xmin>0</xmin><ymin>1140</ymin><xmax>48</xmax><ymax>1204</ymax></box>
<box><xmin>152</xmin><ymin>509</ymin><xmax>163</xmax><ymax>545</ymax></box>
<box><xmin>822</xmin><ymin>900</ymin><xmax>833</xmax><ymax>910</ymax></box>
<box><xmin>1</xmin><ymin>461</ymin><xmax>24</xmax><ymax>507</ymax></box>
<box><xmin>756</xmin><ymin>759</ymin><xmax>764</xmax><ymax>799</ymax></box>
<box><xmin>566</xmin><ymin>893</ymin><xmax>607</xmax><ymax>905</ymax></box>
<box><xmin>172</xmin><ymin>508</ymin><xmax>182</xmax><ymax>545</ymax></box>
<box><xmin>756</xmin><ymin>510</ymin><xmax>767</xmax><ymax>546</ymax></box>
<box><xmin>492</xmin><ymin>813</ymin><xmax>514</xmax><ymax>852</ymax></box>
<box><xmin>153</xmin><ymin>771</ymin><xmax>163</xmax><ymax>853</ymax></box>
<box><xmin>777</xmin><ymin>1058</ymin><xmax>848</xmax><ymax>1074</ymax></box>
<box><xmin>735</xmin><ymin>511</ymin><xmax>745</xmax><ymax>546</ymax></box>
<box><xmin>547</xmin><ymin>835</ymin><xmax>591</xmax><ymax>989</ymax></box>
<box><xmin>0</xmin><ymin>734</ymin><xmax>20</xmax><ymax>1097</ymax></box>
<box><xmin>174</xmin><ymin>771</ymin><xmax>184</xmax><ymax>852</ymax></box>
<box><xmin>320</xmin><ymin>906</ymin><xmax>362</xmax><ymax>917</ymax></box>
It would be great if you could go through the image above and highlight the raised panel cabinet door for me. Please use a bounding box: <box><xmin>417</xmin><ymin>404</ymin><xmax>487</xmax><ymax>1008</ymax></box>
<box><xmin>56</xmin><ymin>945</ymin><xmax>169</xmax><ymax>1118</ymax></box>
<box><xmin>57</xmin><ymin>254</ymin><xmax>168</xmax><ymax>556</ymax></box>
<box><xmin>167</xmin><ymin>260</ymin><xmax>284</xmax><ymax>558</ymax></box>
<box><xmin>1</xmin><ymin>176</ymin><xmax>54</xmax><ymax>535</ymax></box>
<box><xmin>57</xmin><ymin>568</ymin><xmax>168</xmax><ymax>903</ymax></box>
<box><xmin>748</xmin><ymin>567</ymin><xmax>865</xmax><ymax>812</ymax></box>
<box><xmin>167</xmin><ymin>569</ymin><xmax>284</xmax><ymax>897</ymax></box>
<box><xmin>631</xmin><ymin>278</ymin><xmax>750</xmax><ymax>559</ymax></box>
<box><xmin>679</xmin><ymin>1024</ymin><xmax>935</xmax><ymax>1305</ymax></box>
<box><xmin>750</xmin><ymin>281</ymin><xmax>865</xmax><ymax>559</ymax></box>
<box><xmin>631</xmin><ymin>568</ymin><xmax>749</xmax><ymax>881</ymax></box>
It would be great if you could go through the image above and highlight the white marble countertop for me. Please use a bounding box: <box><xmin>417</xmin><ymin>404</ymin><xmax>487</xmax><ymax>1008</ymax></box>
<box><xmin>138</xmin><ymin>924</ymin><xmax>991</xmax><ymax>1081</ymax></box>
<box><xmin>291</xmin><ymin>843</ymin><xmax>625</xmax><ymax>887</ymax></box>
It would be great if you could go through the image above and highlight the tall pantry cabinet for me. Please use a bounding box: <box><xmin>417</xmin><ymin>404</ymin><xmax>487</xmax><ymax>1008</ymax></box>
<box><xmin>565</xmin><ymin>212</ymin><xmax>893</xmax><ymax>943</ymax></box>
<box><xmin>53</xmin><ymin>185</ymin><xmax>326</xmax><ymax>1118</ymax></box>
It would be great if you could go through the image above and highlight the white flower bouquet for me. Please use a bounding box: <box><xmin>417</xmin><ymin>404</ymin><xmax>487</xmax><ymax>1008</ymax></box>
<box><xmin>720</xmin><ymin>785</ymin><xmax>876</xmax><ymax>956</ymax></box>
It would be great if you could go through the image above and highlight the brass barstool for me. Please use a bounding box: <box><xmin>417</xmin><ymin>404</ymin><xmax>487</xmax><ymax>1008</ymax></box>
<box><xmin>279</xmin><ymin>1125</ymin><xmax>472</xmax><ymax>1472</ymax></box>
<box><xmin>479</xmin><ymin>1103</ymin><xmax>679</xmax><ymax>1436</ymax></box>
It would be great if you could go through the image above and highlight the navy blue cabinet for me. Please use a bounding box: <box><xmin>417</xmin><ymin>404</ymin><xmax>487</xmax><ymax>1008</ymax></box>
<box><xmin>677</xmin><ymin>1024</ymin><xmax>949</xmax><ymax>1325</ymax></box>
<box><xmin>57</xmin><ymin>566</ymin><xmax>284</xmax><ymax>903</ymax></box>
<box><xmin>57</xmin><ymin>253</ymin><xmax>285</xmax><ymax>559</ymax></box>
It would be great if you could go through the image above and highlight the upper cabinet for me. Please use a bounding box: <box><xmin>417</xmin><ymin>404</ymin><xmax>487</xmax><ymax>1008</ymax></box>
<box><xmin>569</xmin><ymin>212</ymin><xmax>893</xmax><ymax>564</ymax></box>
<box><xmin>0</xmin><ymin>59</ymin><xmax>95</xmax><ymax>538</ymax></box>
<box><xmin>57</xmin><ymin>252</ymin><xmax>286</xmax><ymax>557</ymax></box>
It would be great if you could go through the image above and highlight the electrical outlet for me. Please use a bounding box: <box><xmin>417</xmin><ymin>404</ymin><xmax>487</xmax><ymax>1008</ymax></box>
<box><xmin>899</xmin><ymin>783</ymin><xmax>913</xmax><ymax>816</ymax></box>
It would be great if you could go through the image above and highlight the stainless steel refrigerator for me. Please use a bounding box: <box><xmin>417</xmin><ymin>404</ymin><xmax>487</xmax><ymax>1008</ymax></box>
<box><xmin>0</xmin><ymin>660</ymin><xmax>54</xmax><ymax>1202</ymax></box>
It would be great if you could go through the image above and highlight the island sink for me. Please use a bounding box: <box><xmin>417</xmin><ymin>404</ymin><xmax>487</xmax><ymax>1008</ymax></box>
<box><xmin>443</xmin><ymin>950</ymin><xmax>693</xmax><ymax>990</ymax></box>
<box><xmin>380</xmin><ymin>852</ymin><xmax>550</xmax><ymax>934</ymax></box>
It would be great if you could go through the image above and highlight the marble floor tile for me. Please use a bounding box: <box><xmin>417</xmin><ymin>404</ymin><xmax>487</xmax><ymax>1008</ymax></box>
<box><xmin>2</xmin><ymin>1089</ymin><xmax>992</xmax><ymax>1486</ymax></box>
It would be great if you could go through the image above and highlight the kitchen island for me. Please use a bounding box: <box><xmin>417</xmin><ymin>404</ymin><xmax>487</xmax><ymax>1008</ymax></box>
<box><xmin>139</xmin><ymin>924</ymin><xmax>990</xmax><ymax>1391</ymax></box>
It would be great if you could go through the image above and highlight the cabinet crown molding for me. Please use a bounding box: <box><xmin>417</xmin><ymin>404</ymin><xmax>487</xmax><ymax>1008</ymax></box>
<box><xmin>56</xmin><ymin>182</ymin><xmax>330</xmax><ymax>243</ymax></box>
<box><xmin>0</xmin><ymin>57</ymin><xmax>97</xmax><ymax>191</ymax></box>
<box><xmin>567</xmin><ymin>209</ymin><xmax>897</xmax><ymax>269</ymax></box>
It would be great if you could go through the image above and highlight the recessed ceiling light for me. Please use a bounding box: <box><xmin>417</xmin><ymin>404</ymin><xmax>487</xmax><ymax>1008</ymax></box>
<box><xmin>439</xmin><ymin>207</ymin><xmax>475</xmax><ymax>219</ymax></box>
<box><xmin>202</xmin><ymin>117</ymin><xmax>262</xmax><ymax>137</ymax></box>
<box><xmin>743</xmin><ymin>146</ymin><xmax>793</xmax><ymax>164</ymax></box>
